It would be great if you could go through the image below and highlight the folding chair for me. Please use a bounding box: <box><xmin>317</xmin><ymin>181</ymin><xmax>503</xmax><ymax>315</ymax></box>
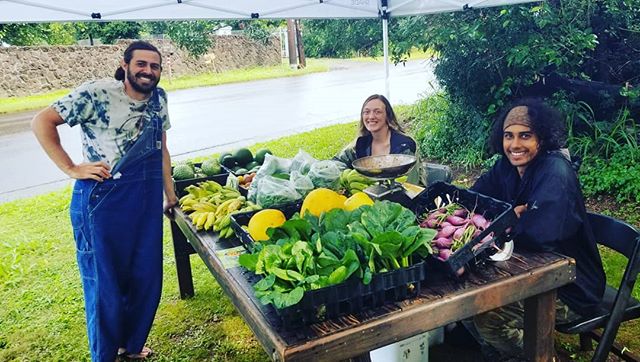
<box><xmin>556</xmin><ymin>212</ymin><xmax>640</xmax><ymax>362</ymax></box>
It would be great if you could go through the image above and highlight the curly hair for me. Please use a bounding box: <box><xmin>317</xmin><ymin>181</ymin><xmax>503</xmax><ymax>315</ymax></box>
<box><xmin>358</xmin><ymin>94</ymin><xmax>404</xmax><ymax>136</ymax></box>
<box><xmin>489</xmin><ymin>98</ymin><xmax>567</xmax><ymax>155</ymax></box>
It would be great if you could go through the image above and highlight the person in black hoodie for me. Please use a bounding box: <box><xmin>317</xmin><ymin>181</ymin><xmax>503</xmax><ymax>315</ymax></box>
<box><xmin>471</xmin><ymin>98</ymin><xmax>605</xmax><ymax>359</ymax></box>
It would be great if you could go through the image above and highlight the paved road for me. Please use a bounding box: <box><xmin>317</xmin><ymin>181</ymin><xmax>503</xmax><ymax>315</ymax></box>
<box><xmin>0</xmin><ymin>59</ymin><xmax>437</xmax><ymax>203</ymax></box>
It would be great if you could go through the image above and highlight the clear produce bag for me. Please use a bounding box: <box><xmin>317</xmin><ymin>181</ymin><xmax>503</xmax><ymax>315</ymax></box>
<box><xmin>290</xmin><ymin>149</ymin><xmax>317</xmax><ymax>175</ymax></box>
<box><xmin>248</xmin><ymin>154</ymin><xmax>292</xmax><ymax>202</ymax></box>
<box><xmin>290</xmin><ymin>171</ymin><xmax>315</xmax><ymax>197</ymax></box>
<box><xmin>255</xmin><ymin>175</ymin><xmax>302</xmax><ymax>208</ymax></box>
<box><xmin>308</xmin><ymin>160</ymin><xmax>341</xmax><ymax>190</ymax></box>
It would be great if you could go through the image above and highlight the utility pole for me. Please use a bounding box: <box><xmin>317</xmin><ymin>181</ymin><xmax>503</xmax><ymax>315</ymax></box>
<box><xmin>286</xmin><ymin>19</ymin><xmax>297</xmax><ymax>69</ymax></box>
<box><xmin>294</xmin><ymin>20</ymin><xmax>306</xmax><ymax>68</ymax></box>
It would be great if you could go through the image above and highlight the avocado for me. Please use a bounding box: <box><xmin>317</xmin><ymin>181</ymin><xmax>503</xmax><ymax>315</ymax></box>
<box><xmin>221</xmin><ymin>154</ymin><xmax>237</xmax><ymax>168</ymax></box>
<box><xmin>218</xmin><ymin>152</ymin><xmax>232</xmax><ymax>164</ymax></box>
<box><xmin>254</xmin><ymin>149</ymin><xmax>272</xmax><ymax>165</ymax></box>
<box><xmin>246</xmin><ymin>161</ymin><xmax>259</xmax><ymax>170</ymax></box>
<box><xmin>233</xmin><ymin>148</ymin><xmax>253</xmax><ymax>167</ymax></box>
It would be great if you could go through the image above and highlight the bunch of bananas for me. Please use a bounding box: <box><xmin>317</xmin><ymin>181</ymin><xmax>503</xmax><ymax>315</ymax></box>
<box><xmin>339</xmin><ymin>169</ymin><xmax>375</xmax><ymax>195</ymax></box>
<box><xmin>178</xmin><ymin>180</ymin><xmax>261</xmax><ymax>238</ymax></box>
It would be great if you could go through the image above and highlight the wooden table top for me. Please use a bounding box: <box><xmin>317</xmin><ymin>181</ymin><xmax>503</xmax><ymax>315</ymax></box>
<box><xmin>173</xmin><ymin>208</ymin><xmax>576</xmax><ymax>361</ymax></box>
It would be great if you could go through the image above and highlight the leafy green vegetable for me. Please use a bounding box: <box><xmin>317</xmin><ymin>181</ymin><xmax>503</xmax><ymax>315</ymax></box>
<box><xmin>241</xmin><ymin>201</ymin><xmax>436</xmax><ymax>309</ymax></box>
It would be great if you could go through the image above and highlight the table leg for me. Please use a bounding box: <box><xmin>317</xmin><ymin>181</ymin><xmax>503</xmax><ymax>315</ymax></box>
<box><xmin>524</xmin><ymin>289</ymin><xmax>557</xmax><ymax>361</ymax></box>
<box><xmin>171</xmin><ymin>219</ymin><xmax>195</xmax><ymax>299</ymax></box>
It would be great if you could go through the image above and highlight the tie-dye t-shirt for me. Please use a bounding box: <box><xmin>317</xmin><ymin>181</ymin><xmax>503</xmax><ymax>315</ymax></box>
<box><xmin>52</xmin><ymin>79</ymin><xmax>170</xmax><ymax>168</ymax></box>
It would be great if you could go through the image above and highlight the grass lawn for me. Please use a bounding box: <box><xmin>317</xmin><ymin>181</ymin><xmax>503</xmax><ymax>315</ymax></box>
<box><xmin>1</xmin><ymin>121</ymin><xmax>639</xmax><ymax>361</ymax></box>
<box><xmin>0</xmin><ymin>122</ymin><xmax>356</xmax><ymax>362</ymax></box>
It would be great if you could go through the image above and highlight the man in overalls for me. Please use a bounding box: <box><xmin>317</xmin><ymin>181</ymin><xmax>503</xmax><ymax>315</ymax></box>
<box><xmin>31</xmin><ymin>41</ymin><xmax>177</xmax><ymax>361</ymax></box>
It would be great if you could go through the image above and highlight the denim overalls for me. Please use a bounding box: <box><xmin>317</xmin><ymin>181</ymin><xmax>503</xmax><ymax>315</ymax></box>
<box><xmin>70</xmin><ymin>90</ymin><xmax>164</xmax><ymax>362</ymax></box>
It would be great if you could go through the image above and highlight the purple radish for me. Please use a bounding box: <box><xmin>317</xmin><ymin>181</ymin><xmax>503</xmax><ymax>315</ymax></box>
<box><xmin>471</xmin><ymin>213</ymin><xmax>488</xmax><ymax>230</ymax></box>
<box><xmin>479</xmin><ymin>233</ymin><xmax>493</xmax><ymax>244</ymax></box>
<box><xmin>446</xmin><ymin>215</ymin><xmax>467</xmax><ymax>226</ymax></box>
<box><xmin>452</xmin><ymin>209</ymin><xmax>468</xmax><ymax>218</ymax></box>
<box><xmin>436</xmin><ymin>225</ymin><xmax>456</xmax><ymax>239</ymax></box>
<box><xmin>434</xmin><ymin>237</ymin><xmax>453</xmax><ymax>249</ymax></box>
<box><xmin>452</xmin><ymin>226</ymin><xmax>466</xmax><ymax>241</ymax></box>
<box><xmin>438</xmin><ymin>248</ymin><xmax>452</xmax><ymax>261</ymax></box>
<box><xmin>428</xmin><ymin>211</ymin><xmax>446</xmax><ymax>220</ymax></box>
<box><xmin>423</xmin><ymin>218</ymin><xmax>439</xmax><ymax>229</ymax></box>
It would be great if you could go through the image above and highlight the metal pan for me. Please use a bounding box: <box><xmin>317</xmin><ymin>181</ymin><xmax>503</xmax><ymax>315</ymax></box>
<box><xmin>352</xmin><ymin>154</ymin><xmax>417</xmax><ymax>179</ymax></box>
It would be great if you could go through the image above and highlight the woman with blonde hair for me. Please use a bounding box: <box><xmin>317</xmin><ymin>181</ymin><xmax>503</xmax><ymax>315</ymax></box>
<box><xmin>333</xmin><ymin>94</ymin><xmax>416</xmax><ymax>168</ymax></box>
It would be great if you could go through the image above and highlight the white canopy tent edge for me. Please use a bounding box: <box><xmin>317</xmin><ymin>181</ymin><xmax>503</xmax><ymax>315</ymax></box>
<box><xmin>0</xmin><ymin>0</ymin><xmax>538</xmax><ymax>98</ymax></box>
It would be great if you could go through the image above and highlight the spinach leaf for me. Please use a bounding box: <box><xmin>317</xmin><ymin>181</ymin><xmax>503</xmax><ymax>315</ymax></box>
<box><xmin>254</xmin><ymin>274</ymin><xmax>276</xmax><ymax>291</ymax></box>
<box><xmin>238</xmin><ymin>253</ymin><xmax>259</xmax><ymax>271</ymax></box>
<box><xmin>271</xmin><ymin>287</ymin><xmax>304</xmax><ymax>309</ymax></box>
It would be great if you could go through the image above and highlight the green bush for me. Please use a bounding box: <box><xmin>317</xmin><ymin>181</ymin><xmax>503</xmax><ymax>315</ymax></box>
<box><xmin>580</xmin><ymin>145</ymin><xmax>640</xmax><ymax>203</ymax></box>
<box><xmin>409</xmin><ymin>93</ymin><xmax>490</xmax><ymax>169</ymax></box>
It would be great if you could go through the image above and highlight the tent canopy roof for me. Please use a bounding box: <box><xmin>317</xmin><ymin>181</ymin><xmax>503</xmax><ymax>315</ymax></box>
<box><xmin>1</xmin><ymin>0</ymin><xmax>536</xmax><ymax>23</ymax></box>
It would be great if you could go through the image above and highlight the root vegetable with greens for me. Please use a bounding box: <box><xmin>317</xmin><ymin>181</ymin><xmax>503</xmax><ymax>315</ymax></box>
<box><xmin>419</xmin><ymin>202</ymin><xmax>494</xmax><ymax>261</ymax></box>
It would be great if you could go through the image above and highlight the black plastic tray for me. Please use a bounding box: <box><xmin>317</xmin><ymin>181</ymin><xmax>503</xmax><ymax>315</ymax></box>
<box><xmin>412</xmin><ymin>181</ymin><xmax>517</xmax><ymax>275</ymax></box>
<box><xmin>230</xmin><ymin>202</ymin><xmax>301</xmax><ymax>252</ymax></box>
<box><xmin>173</xmin><ymin>166</ymin><xmax>228</xmax><ymax>198</ymax></box>
<box><xmin>248</xmin><ymin>260</ymin><xmax>425</xmax><ymax>330</ymax></box>
<box><xmin>233</xmin><ymin>203</ymin><xmax>427</xmax><ymax>329</ymax></box>
<box><xmin>222</xmin><ymin>164</ymin><xmax>260</xmax><ymax>177</ymax></box>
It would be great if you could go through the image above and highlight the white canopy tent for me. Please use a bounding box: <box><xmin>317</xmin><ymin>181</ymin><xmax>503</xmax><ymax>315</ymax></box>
<box><xmin>0</xmin><ymin>0</ymin><xmax>537</xmax><ymax>97</ymax></box>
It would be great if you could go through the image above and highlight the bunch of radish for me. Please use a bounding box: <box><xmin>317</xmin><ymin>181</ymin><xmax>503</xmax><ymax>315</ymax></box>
<box><xmin>419</xmin><ymin>201</ymin><xmax>494</xmax><ymax>262</ymax></box>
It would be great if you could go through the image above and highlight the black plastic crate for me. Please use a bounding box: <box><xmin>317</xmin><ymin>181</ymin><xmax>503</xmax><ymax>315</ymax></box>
<box><xmin>222</xmin><ymin>164</ymin><xmax>260</xmax><ymax>177</ymax></box>
<box><xmin>173</xmin><ymin>165</ymin><xmax>228</xmax><ymax>198</ymax></box>
<box><xmin>230</xmin><ymin>201</ymin><xmax>302</xmax><ymax>252</ymax></box>
<box><xmin>358</xmin><ymin>260</ymin><xmax>425</xmax><ymax>310</ymax></box>
<box><xmin>271</xmin><ymin>259</ymin><xmax>426</xmax><ymax>330</ymax></box>
<box><xmin>412</xmin><ymin>181</ymin><xmax>517</xmax><ymax>275</ymax></box>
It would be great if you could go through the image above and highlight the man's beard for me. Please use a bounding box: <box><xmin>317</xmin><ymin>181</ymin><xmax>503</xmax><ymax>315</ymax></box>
<box><xmin>126</xmin><ymin>67</ymin><xmax>160</xmax><ymax>94</ymax></box>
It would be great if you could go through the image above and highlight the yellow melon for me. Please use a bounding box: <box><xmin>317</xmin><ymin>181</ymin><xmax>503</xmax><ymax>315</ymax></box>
<box><xmin>343</xmin><ymin>192</ymin><xmax>374</xmax><ymax>211</ymax></box>
<box><xmin>247</xmin><ymin>209</ymin><xmax>286</xmax><ymax>241</ymax></box>
<box><xmin>300</xmin><ymin>188</ymin><xmax>346</xmax><ymax>217</ymax></box>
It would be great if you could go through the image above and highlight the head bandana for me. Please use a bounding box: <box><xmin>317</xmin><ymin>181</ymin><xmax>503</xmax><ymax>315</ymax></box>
<box><xmin>503</xmin><ymin>106</ymin><xmax>531</xmax><ymax>130</ymax></box>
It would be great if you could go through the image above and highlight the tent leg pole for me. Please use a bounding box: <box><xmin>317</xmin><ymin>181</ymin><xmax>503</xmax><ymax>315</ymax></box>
<box><xmin>382</xmin><ymin>17</ymin><xmax>390</xmax><ymax>99</ymax></box>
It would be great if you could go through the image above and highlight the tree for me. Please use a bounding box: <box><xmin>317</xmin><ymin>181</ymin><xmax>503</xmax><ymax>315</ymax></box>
<box><xmin>96</xmin><ymin>21</ymin><xmax>143</xmax><ymax>44</ymax></box>
<box><xmin>146</xmin><ymin>21</ymin><xmax>219</xmax><ymax>58</ymax></box>
<box><xmin>392</xmin><ymin>0</ymin><xmax>640</xmax><ymax>117</ymax></box>
<box><xmin>0</xmin><ymin>24</ymin><xmax>56</xmax><ymax>46</ymax></box>
<box><xmin>301</xmin><ymin>19</ymin><xmax>381</xmax><ymax>58</ymax></box>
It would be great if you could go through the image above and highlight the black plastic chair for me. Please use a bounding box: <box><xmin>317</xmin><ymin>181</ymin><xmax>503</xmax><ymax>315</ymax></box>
<box><xmin>556</xmin><ymin>212</ymin><xmax>640</xmax><ymax>362</ymax></box>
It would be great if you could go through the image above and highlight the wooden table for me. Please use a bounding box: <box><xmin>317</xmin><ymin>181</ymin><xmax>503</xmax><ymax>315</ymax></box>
<box><xmin>170</xmin><ymin>208</ymin><xmax>576</xmax><ymax>361</ymax></box>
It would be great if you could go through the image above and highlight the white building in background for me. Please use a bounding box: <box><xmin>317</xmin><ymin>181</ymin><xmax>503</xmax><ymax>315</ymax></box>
<box><xmin>215</xmin><ymin>26</ymin><xmax>232</xmax><ymax>35</ymax></box>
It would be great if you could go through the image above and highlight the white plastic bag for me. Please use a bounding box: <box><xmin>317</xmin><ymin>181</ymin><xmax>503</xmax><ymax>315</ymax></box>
<box><xmin>308</xmin><ymin>160</ymin><xmax>342</xmax><ymax>190</ymax></box>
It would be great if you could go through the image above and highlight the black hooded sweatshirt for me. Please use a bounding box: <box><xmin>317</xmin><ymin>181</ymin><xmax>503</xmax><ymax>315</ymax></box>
<box><xmin>472</xmin><ymin>151</ymin><xmax>605</xmax><ymax>316</ymax></box>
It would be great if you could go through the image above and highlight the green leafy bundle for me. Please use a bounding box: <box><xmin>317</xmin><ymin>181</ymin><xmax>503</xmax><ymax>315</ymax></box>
<box><xmin>238</xmin><ymin>201</ymin><xmax>435</xmax><ymax>309</ymax></box>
